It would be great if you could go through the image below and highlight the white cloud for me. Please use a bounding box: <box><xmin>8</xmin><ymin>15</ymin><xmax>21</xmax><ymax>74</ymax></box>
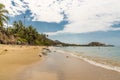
<box><xmin>0</xmin><ymin>0</ymin><xmax>120</xmax><ymax>35</ymax></box>
<box><xmin>46</xmin><ymin>0</ymin><xmax>120</xmax><ymax>35</ymax></box>
<box><xmin>23</xmin><ymin>0</ymin><xmax>64</xmax><ymax>23</ymax></box>
<box><xmin>0</xmin><ymin>0</ymin><xmax>27</xmax><ymax>16</ymax></box>
<box><xmin>63</xmin><ymin>0</ymin><xmax>120</xmax><ymax>33</ymax></box>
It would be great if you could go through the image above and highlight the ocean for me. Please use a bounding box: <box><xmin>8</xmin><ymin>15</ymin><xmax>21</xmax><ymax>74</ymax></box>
<box><xmin>54</xmin><ymin>46</ymin><xmax>120</xmax><ymax>72</ymax></box>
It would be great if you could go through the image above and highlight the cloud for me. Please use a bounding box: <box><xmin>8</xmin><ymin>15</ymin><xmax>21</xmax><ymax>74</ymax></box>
<box><xmin>0</xmin><ymin>0</ymin><xmax>28</xmax><ymax>16</ymax></box>
<box><xmin>0</xmin><ymin>0</ymin><xmax>120</xmax><ymax>35</ymax></box>
<box><xmin>46</xmin><ymin>0</ymin><xmax>120</xmax><ymax>35</ymax></box>
<box><xmin>0</xmin><ymin>0</ymin><xmax>65</xmax><ymax>23</ymax></box>
<box><xmin>23</xmin><ymin>0</ymin><xmax>65</xmax><ymax>23</ymax></box>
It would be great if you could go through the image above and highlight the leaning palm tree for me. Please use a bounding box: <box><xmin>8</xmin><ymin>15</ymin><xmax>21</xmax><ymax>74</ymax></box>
<box><xmin>0</xmin><ymin>3</ymin><xmax>9</xmax><ymax>27</ymax></box>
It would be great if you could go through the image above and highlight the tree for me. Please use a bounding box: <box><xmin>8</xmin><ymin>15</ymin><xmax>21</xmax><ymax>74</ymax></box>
<box><xmin>26</xmin><ymin>25</ymin><xmax>39</xmax><ymax>45</ymax></box>
<box><xmin>0</xmin><ymin>3</ymin><xmax>9</xmax><ymax>27</ymax></box>
<box><xmin>13</xmin><ymin>20</ymin><xmax>24</xmax><ymax>32</ymax></box>
<box><xmin>0</xmin><ymin>4</ymin><xmax>56</xmax><ymax>45</ymax></box>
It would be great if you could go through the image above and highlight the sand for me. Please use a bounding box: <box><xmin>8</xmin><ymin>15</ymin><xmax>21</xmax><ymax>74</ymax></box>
<box><xmin>15</xmin><ymin>47</ymin><xmax>120</xmax><ymax>80</ymax></box>
<box><xmin>0</xmin><ymin>44</ymin><xmax>45</xmax><ymax>80</ymax></box>
<box><xmin>0</xmin><ymin>46</ymin><xmax>120</xmax><ymax>80</ymax></box>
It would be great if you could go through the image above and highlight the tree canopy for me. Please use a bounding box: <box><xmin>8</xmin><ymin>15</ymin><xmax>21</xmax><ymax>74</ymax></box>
<box><xmin>0</xmin><ymin>3</ymin><xmax>61</xmax><ymax>46</ymax></box>
<box><xmin>0</xmin><ymin>3</ymin><xmax>9</xmax><ymax>27</ymax></box>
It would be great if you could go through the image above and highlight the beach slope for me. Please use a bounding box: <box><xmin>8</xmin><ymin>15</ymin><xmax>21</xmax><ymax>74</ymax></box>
<box><xmin>17</xmin><ymin>48</ymin><xmax>120</xmax><ymax>80</ymax></box>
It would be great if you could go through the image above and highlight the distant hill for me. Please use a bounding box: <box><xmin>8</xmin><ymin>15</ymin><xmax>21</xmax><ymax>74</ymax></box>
<box><xmin>88</xmin><ymin>42</ymin><xmax>106</xmax><ymax>46</ymax></box>
<box><xmin>87</xmin><ymin>42</ymin><xmax>114</xmax><ymax>47</ymax></box>
<box><xmin>53</xmin><ymin>41</ymin><xmax>114</xmax><ymax>47</ymax></box>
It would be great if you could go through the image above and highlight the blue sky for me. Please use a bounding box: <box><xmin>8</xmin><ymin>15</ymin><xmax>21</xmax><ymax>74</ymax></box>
<box><xmin>1</xmin><ymin>0</ymin><xmax>120</xmax><ymax>45</ymax></box>
<box><xmin>9</xmin><ymin>10</ymin><xmax>68</xmax><ymax>33</ymax></box>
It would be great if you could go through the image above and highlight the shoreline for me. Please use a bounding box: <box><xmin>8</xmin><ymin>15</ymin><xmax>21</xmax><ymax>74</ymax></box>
<box><xmin>54</xmin><ymin>47</ymin><xmax>120</xmax><ymax>73</ymax></box>
<box><xmin>0</xmin><ymin>46</ymin><xmax>120</xmax><ymax>80</ymax></box>
<box><xmin>16</xmin><ymin>47</ymin><xmax>120</xmax><ymax>80</ymax></box>
<box><xmin>71</xmin><ymin>53</ymin><xmax>120</xmax><ymax>73</ymax></box>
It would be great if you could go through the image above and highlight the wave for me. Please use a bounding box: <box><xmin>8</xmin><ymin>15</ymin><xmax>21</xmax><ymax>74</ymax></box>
<box><xmin>71</xmin><ymin>53</ymin><xmax>120</xmax><ymax>73</ymax></box>
<box><xmin>52</xmin><ymin>47</ymin><xmax>120</xmax><ymax>73</ymax></box>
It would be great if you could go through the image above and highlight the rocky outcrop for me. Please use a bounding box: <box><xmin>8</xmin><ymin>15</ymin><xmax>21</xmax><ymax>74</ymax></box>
<box><xmin>0</xmin><ymin>32</ymin><xmax>17</xmax><ymax>44</ymax></box>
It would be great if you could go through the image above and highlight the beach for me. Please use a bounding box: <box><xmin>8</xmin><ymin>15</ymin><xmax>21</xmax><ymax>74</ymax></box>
<box><xmin>0</xmin><ymin>46</ymin><xmax>120</xmax><ymax>80</ymax></box>
<box><xmin>0</xmin><ymin>45</ymin><xmax>45</xmax><ymax>80</ymax></box>
<box><xmin>15</xmin><ymin>47</ymin><xmax>120</xmax><ymax>80</ymax></box>
<box><xmin>0</xmin><ymin>0</ymin><xmax>120</xmax><ymax>80</ymax></box>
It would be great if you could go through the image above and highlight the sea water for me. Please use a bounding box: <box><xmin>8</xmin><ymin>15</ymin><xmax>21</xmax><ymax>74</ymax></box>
<box><xmin>55</xmin><ymin>46</ymin><xmax>120</xmax><ymax>72</ymax></box>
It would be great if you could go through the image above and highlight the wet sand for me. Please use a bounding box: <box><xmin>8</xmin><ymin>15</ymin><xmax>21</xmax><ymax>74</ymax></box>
<box><xmin>0</xmin><ymin>45</ymin><xmax>45</xmax><ymax>80</ymax></box>
<box><xmin>16</xmin><ymin>48</ymin><xmax>120</xmax><ymax>80</ymax></box>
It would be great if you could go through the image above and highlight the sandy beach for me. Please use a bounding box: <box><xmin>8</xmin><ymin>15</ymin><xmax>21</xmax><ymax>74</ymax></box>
<box><xmin>0</xmin><ymin>46</ymin><xmax>120</xmax><ymax>80</ymax></box>
<box><xmin>15</xmin><ymin>47</ymin><xmax>120</xmax><ymax>80</ymax></box>
<box><xmin>0</xmin><ymin>0</ymin><xmax>120</xmax><ymax>80</ymax></box>
<box><xmin>0</xmin><ymin>44</ymin><xmax>45</xmax><ymax>80</ymax></box>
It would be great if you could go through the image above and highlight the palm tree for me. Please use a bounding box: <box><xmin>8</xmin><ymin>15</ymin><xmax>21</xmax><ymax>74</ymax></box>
<box><xmin>0</xmin><ymin>3</ymin><xmax>9</xmax><ymax>27</ymax></box>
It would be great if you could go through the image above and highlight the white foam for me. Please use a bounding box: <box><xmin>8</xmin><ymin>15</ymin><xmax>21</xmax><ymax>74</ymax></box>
<box><xmin>51</xmin><ymin>47</ymin><xmax>120</xmax><ymax>73</ymax></box>
<box><xmin>70</xmin><ymin>53</ymin><xmax>120</xmax><ymax>73</ymax></box>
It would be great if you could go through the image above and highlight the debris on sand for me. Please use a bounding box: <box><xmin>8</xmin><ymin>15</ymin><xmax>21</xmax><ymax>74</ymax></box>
<box><xmin>39</xmin><ymin>54</ymin><xmax>42</xmax><ymax>57</ymax></box>
<box><xmin>66</xmin><ymin>56</ymin><xmax>69</xmax><ymax>58</ymax></box>
<box><xmin>4</xmin><ymin>49</ymin><xmax>8</xmax><ymax>51</ymax></box>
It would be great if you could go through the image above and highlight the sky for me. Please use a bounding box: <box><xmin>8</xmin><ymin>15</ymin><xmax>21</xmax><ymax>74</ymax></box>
<box><xmin>0</xmin><ymin>0</ymin><xmax>120</xmax><ymax>45</ymax></box>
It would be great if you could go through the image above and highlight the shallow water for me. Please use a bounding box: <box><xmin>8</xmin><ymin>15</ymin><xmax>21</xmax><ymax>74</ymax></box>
<box><xmin>56</xmin><ymin>46</ymin><xmax>120</xmax><ymax>72</ymax></box>
<box><xmin>59</xmin><ymin>47</ymin><xmax>120</xmax><ymax>61</ymax></box>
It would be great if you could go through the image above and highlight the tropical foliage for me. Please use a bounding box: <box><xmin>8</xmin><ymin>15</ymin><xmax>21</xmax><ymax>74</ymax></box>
<box><xmin>0</xmin><ymin>3</ymin><xmax>56</xmax><ymax>46</ymax></box>
<box><xmin>5</xmin><ymin>20</ymin><xmax>56</xmax><ymax>45</ymax></box>
<box><xmin>0</xmin><ymin>3</ymin><xmax>9</xmax><ymax>27</ymax></box>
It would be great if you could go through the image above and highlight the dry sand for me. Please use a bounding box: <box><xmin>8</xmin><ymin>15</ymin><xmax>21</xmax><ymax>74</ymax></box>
<box><xmin>0</xmin><ymin>44</ymin><xmax>45</xmax><ymax>80</ymax></box>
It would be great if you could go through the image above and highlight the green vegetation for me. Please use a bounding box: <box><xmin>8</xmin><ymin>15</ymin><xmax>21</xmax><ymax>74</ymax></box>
<box><xmin>0</xmin><ymin>20</ymin><xmax>56</xmax><ymax>45</ymax></box>
<box><xmin>87</xmin><ymin>42</ymin><xmax>114</xmax><ymax>47</ymax></box>
<box><xmin>0</xmin><ymin>3</ymin><xmax>9</xmax><ymax>27</ymax></box>
<box><xmin>0</xmin><ymin>3</ymin><xmax>56</xmax><ymax>46</ymax></box>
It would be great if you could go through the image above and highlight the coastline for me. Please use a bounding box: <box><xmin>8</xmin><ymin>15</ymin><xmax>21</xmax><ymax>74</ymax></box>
<box><xmin>16</xmin><ymin>47</ymin><xmax>120</xmax><ymax>80</ymax></box>
<box><xmin>0</xmin><ymin>46</ymin><xmax>120</xmax><ymax>80</ymax></box>
<box><xmin>55</xmin><ymin>47</ymin><xmax>120</xmax><ymax>73</ymax></box>
<box><xmin>71</xmin><ymin>53</ymin><xmax>120</xmax><ymax>73</ymax></box>
<box><xmin>0</xmin><ymin>44</ymin><xmax>45</xmax><ymax>80</ymax></box>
